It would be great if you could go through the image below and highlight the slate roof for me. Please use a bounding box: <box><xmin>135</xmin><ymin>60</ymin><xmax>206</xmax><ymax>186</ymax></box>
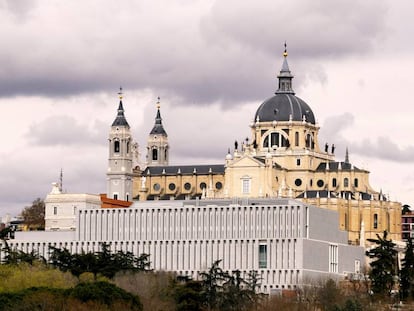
<box><xmin>143</xmin><ymin>164</ymin><xmax>225</xmax><ymax>176</ymax></box>
<box><xmin>254</xmin><ymin>94</ymin><xmax>316</xmax><ymax>124</ymax></box>
<box><xmin>296</xmin><ymin>190</ymin><xmax>376</xmax><ymax>200</ymax></box>
<box><xmin>112</xmin><ymin>100</ymin><xmax>130</xmax><ymax>127</ymax></box>
<box><xmin>150</xmin><ymin>108</ymin><xmax>167</xmax><ymax>135</ymax></box>
<box><xmin>316</xmin><ymin>162</ymin><xmax>362</xmax><ymax>171</ymax></box>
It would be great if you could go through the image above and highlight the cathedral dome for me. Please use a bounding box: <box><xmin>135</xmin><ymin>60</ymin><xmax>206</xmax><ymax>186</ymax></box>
<box><xmin>255</xmin><ymin>45</ymin><xmax>316</xmax><ymax>125</ymax></box>
<box><xmin>254</xmin><ymin>94</ymin><xmax>316</xmax><ymax>124</ymax></box>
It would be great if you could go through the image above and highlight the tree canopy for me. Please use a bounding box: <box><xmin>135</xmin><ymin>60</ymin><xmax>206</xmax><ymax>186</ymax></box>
<box><xmin>20</xmin><ymin>198</ymin><xmax>45</xmax><ymax>230</ymax></box>
<box><xmin>366</xmin><ymin>230</ymin><xmax>398</xmax><ymax>296</ymax></box>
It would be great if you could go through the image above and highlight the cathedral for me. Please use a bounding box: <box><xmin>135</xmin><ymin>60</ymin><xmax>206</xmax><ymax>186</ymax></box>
<box><xmin>2</xmin><ymin>47</ymin><xmax>402</xmax><ymax>293</ymax></box>
<box><xmin>107</xmin><ymin>48</ymin><xmax>401</xmax><ymax>246</ymax></box>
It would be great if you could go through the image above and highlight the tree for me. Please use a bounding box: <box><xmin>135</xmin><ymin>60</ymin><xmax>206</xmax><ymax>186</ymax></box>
<box><xmin>49</xmin><ymin>243</ymin><xmax>151</xmax><ymax>279</ymax></box>
<box><xmin>402</xmin><ymin>204</ymin><xmax>411</xmax><ymax>215</ymax></box>
<box><xmin>173</xmin><ymin>278</ymin><xmax>203</xmax><ymax>311</ymax></box>
<box><xmin>199</xmin><ymin>261</ymin><xmax>261</xmax><ymax>311</ymax></box>
<box><xmin>318</xmin><ymin>278</ymin><xmax>342</xmax><ymax>311</ymax></box>
<box><xmin>366</xmin><ymin>230</ymin><xmax>398</xmax><ymax>296</ymax></box>
<box><xmin>20</xmin><ymin>198</ymin><xmax>45</xmax><ymax>230</ymax></box>
<box><xmin>400</xmin><ymin>237</ymin><xmax>414</xmax><ymax>300</ymax></box>
<box><xmin>199</xmin><ymin>259</ymin><xmax>227</xmax><ymax>310</ymax></box>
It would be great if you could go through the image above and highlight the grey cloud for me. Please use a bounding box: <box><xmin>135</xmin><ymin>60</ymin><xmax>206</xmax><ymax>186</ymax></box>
<box><xmin>0</xmin><ymin>0</ymin><xmax>391</xmax><ymax>106</ymax></box>
<box><xmin>353</xmin><ymin>137</ymin><xmax>414</xmax><ymax>163</ymax></box>
<box><xmin>200</xmin><ymin>0</ymin><xmax>388</xmax><ymax>59</ymax></box>
<box><xmin>0</xmin><ymin>144</ymin><xmax>107</xmax><ymax>216</ymax></box>
<box><xmin>0</xmin><ymin>0</ymin><xmax>37</xmax><ymax>20</ymax></box>
<box><xmin>320</xmin><ymin>113</ymin><xmax>414</xmax><ymax>163</ymax></box>
<box><xmin>26</xmin><ymin>115</ymin><xmax>106</xmax><ymax>146</ymax></box>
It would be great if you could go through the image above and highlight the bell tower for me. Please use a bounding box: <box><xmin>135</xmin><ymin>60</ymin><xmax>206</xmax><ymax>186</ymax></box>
<box><xmin>147</xmin><ymin>97</ymin><xmax>169</xmax><ymax>166</ymax></box>
<box><xmin>107</xmin><ymin>88</ymin><xmax>133</xmax><ymax>201</ymax></box>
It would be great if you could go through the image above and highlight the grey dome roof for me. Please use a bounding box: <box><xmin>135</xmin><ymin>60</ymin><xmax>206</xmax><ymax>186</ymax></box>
<box><xmin>254</xmin><ymin>93</ymin><xmax>316</xmax><ymax>124</ymax></box>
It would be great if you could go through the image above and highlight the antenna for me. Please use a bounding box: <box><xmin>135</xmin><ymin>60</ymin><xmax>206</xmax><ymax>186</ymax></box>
<box><xmin>59</xmin><ymin>168</ymin><xmax>63</xmax><ymax>192</ymax></box>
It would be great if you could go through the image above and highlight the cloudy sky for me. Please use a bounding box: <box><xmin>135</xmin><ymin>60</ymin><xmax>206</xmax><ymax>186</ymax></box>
<box><xmin>1</xmin><ymin>0</ymin><xmax>414</xmax><ymax>216</ymax></box>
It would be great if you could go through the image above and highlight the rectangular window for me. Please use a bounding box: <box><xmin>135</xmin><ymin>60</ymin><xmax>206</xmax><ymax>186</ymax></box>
<box><xmin>113</xmin><ymin>194</ymin><xmax>118</xmax><ymax>200</ymax></box>
<box><xmin>53</xmin><ymin>206</ymin><xmax>57</xmax><ymax>215</ymax></box>
<box><xmin>242</xmin><ymin>179</ymin><xmax>250</xmax><ymax>194</ymax></box>
<box><xmin>329</xmin><ymin>244</ymin><xmax>338</xmax><ymax>273</ymax></box>
<box><xmin>373</xmin><ymin>214</ymin><xmax>378</xmax><ymax>229</ymax></box>
<box><xmin>296</xmin><ymin>158</ymin><xmax>301</xmax><ymax>166</ymax></box>
<box><xmin>259</xmin><ymin>244</ymin><xmax>267</xmax><ymax>268</ymax></box>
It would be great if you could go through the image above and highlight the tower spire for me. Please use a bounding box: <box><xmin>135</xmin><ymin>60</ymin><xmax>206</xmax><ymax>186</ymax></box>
<box><xmin>112</xmin><ymin>87</ymin><xmax>129</xmax><ymax>127</ymax></box>
<box><xmin>150</xmin><ymin>97</ymin><xmax>167</xmax><ymax>135</ymax></box>
<box><xmin>276</xmin><ymin>42</ymin><xmax>295</xmax><ymax>95</ymax></box>
<box><xmin>107</xmin><ymin>87</ymin><xmax>133</xmax><ymax>201</ymax></box>
<box><xmin>147</xmin><ymin>97</ymin><xmax>169</xmax><ymax>166</ymax></box>
<box><xmin>345</xmin><ymin>147</ymin><xmax>350</xmax><ymax>164</ymax></box>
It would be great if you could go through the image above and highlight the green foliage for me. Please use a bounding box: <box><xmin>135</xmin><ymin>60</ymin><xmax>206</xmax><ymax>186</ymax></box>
<box><xmin>114</xmin><ymin>271</ymin><xmax>176</xmax><ymax>311</ymax></box>
<box><xmin>199</xmin><ymin>260</ymin><xmax>262</xmax><ymax>311</ymax></box>
<box><xmin>402</xmin><ymin>204</ymin><xmax>411</xmax><ymax>215</ymax></box>
<box><xmin>2</xmin><ymin>241</ymin><xmax>44</xmax><ymax>265</ymax></box>
<box><xmin>70</xmin><ymin>281</ymin><xmax>142</xmax><ymax>310</ymax></box>
<box><xmin>49</xmin><ymin>243</ymin><xmax>151</xmax><ymax>279</ymax></box>
<box><xmin>318</xmin><ymin>279</ymin><xmax>341</xmax><ymax>311</ymax></box>
<box><xmin>0</xmin><ymin>287</ymin><xmax>66</xmax><ymax>311</ymax></box>
<box><xmin>20</xmin><ymin>198</ymin><xmax>45</xmax><ymax>230</ymax></box>
<box><xmin>341</xmin><ymin>299</ymin><xmax>363</xmax><ymax>311</ymax></box>
<box><xmin>365</xmin><ymin>230</ymin><xmax>398</xmax><ymax>296</ymax></box>
<box><xmin>400</xmin><ymin>237</ymin><xmax>414</xmax><ymax>300</ymax></box>
<box><xmin>0</xmin><ymin>262</ymin><xmax>77</xmax><ymax>293</ymax></box>
<box><xmin>0</xmin><ymin>282</ymin><xmax>142</xmax><ymax>311</ymax></box>
<box><xmin>173</xmin><ymin>279</ymin><xmax>203</xmax><ymax>311</ymax></box>
<box><xmin>0</xmin><ymin>227</ymin><xmax>13</xmax><ymax>240</ymax></box>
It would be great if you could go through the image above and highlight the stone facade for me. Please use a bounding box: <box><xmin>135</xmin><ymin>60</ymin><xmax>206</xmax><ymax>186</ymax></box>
<box><xmin>130</xmin><ymin>51</ymin><xmax>401</xmax><ymax>245</ymax></box>
<box><xmin>44</xmin><ymin>183</ymin><xmax>101</xmax><ymax>231</ymax></box>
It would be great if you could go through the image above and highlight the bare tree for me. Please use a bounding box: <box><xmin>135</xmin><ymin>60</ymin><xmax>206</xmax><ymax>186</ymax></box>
<box><xmin>20</xmin><ymin>198</ymin><xmax>45</xmax><ymax>230</ymax></box>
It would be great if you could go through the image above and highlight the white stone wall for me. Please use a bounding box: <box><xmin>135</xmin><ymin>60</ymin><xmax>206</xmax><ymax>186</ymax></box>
<box><xmin>44</xmin><ymin>184</ymin><xmax>101</xmax><ymax>231</ymax></box>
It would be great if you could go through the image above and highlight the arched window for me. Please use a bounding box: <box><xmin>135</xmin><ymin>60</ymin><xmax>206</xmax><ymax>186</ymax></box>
<box><xmin>305</xmin><ymin>134</ymin><xmax>313</xmax><ymax>149</ymax></box>
<box><xmin>332</xmin><ymin>178</ymin><xmax>337</xmax><ymax>188</ymax></box>
<box><xmin>373</xmin><ymin>213</ymin><xmax>378</xmax><ymax>229</ymax></box>
<box><xmin>126</xmin><ymin>141</ymin><xmax>130</xmax><ymax>154</ymax></box>
<box><xmin>354</xmin><ymin>178</ymin><xmax>359</xmax><ymax>188</ymax></box>
<box><xmin>295</xmin><ymin>132</ymin><xmax>299</xmax><ymax>146</ymax></box>
<box><xmin>263</xmin><ymin>132</ymin><xmax>288</xmax><ymax>148</ymax></box>
<box><xmin>114</xmin><ymin>140</ymin><xmax>120</xmax><ymax>153</ymax></box>
<box><xmin>344</xmin><ymin>178</ymin><xmax>349</xmax><ymax>187</ymax></box>
<box><xmin>152</xmin><ymin>149</ymin><xmax>158</xmax><ymax>161</ymax></box>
